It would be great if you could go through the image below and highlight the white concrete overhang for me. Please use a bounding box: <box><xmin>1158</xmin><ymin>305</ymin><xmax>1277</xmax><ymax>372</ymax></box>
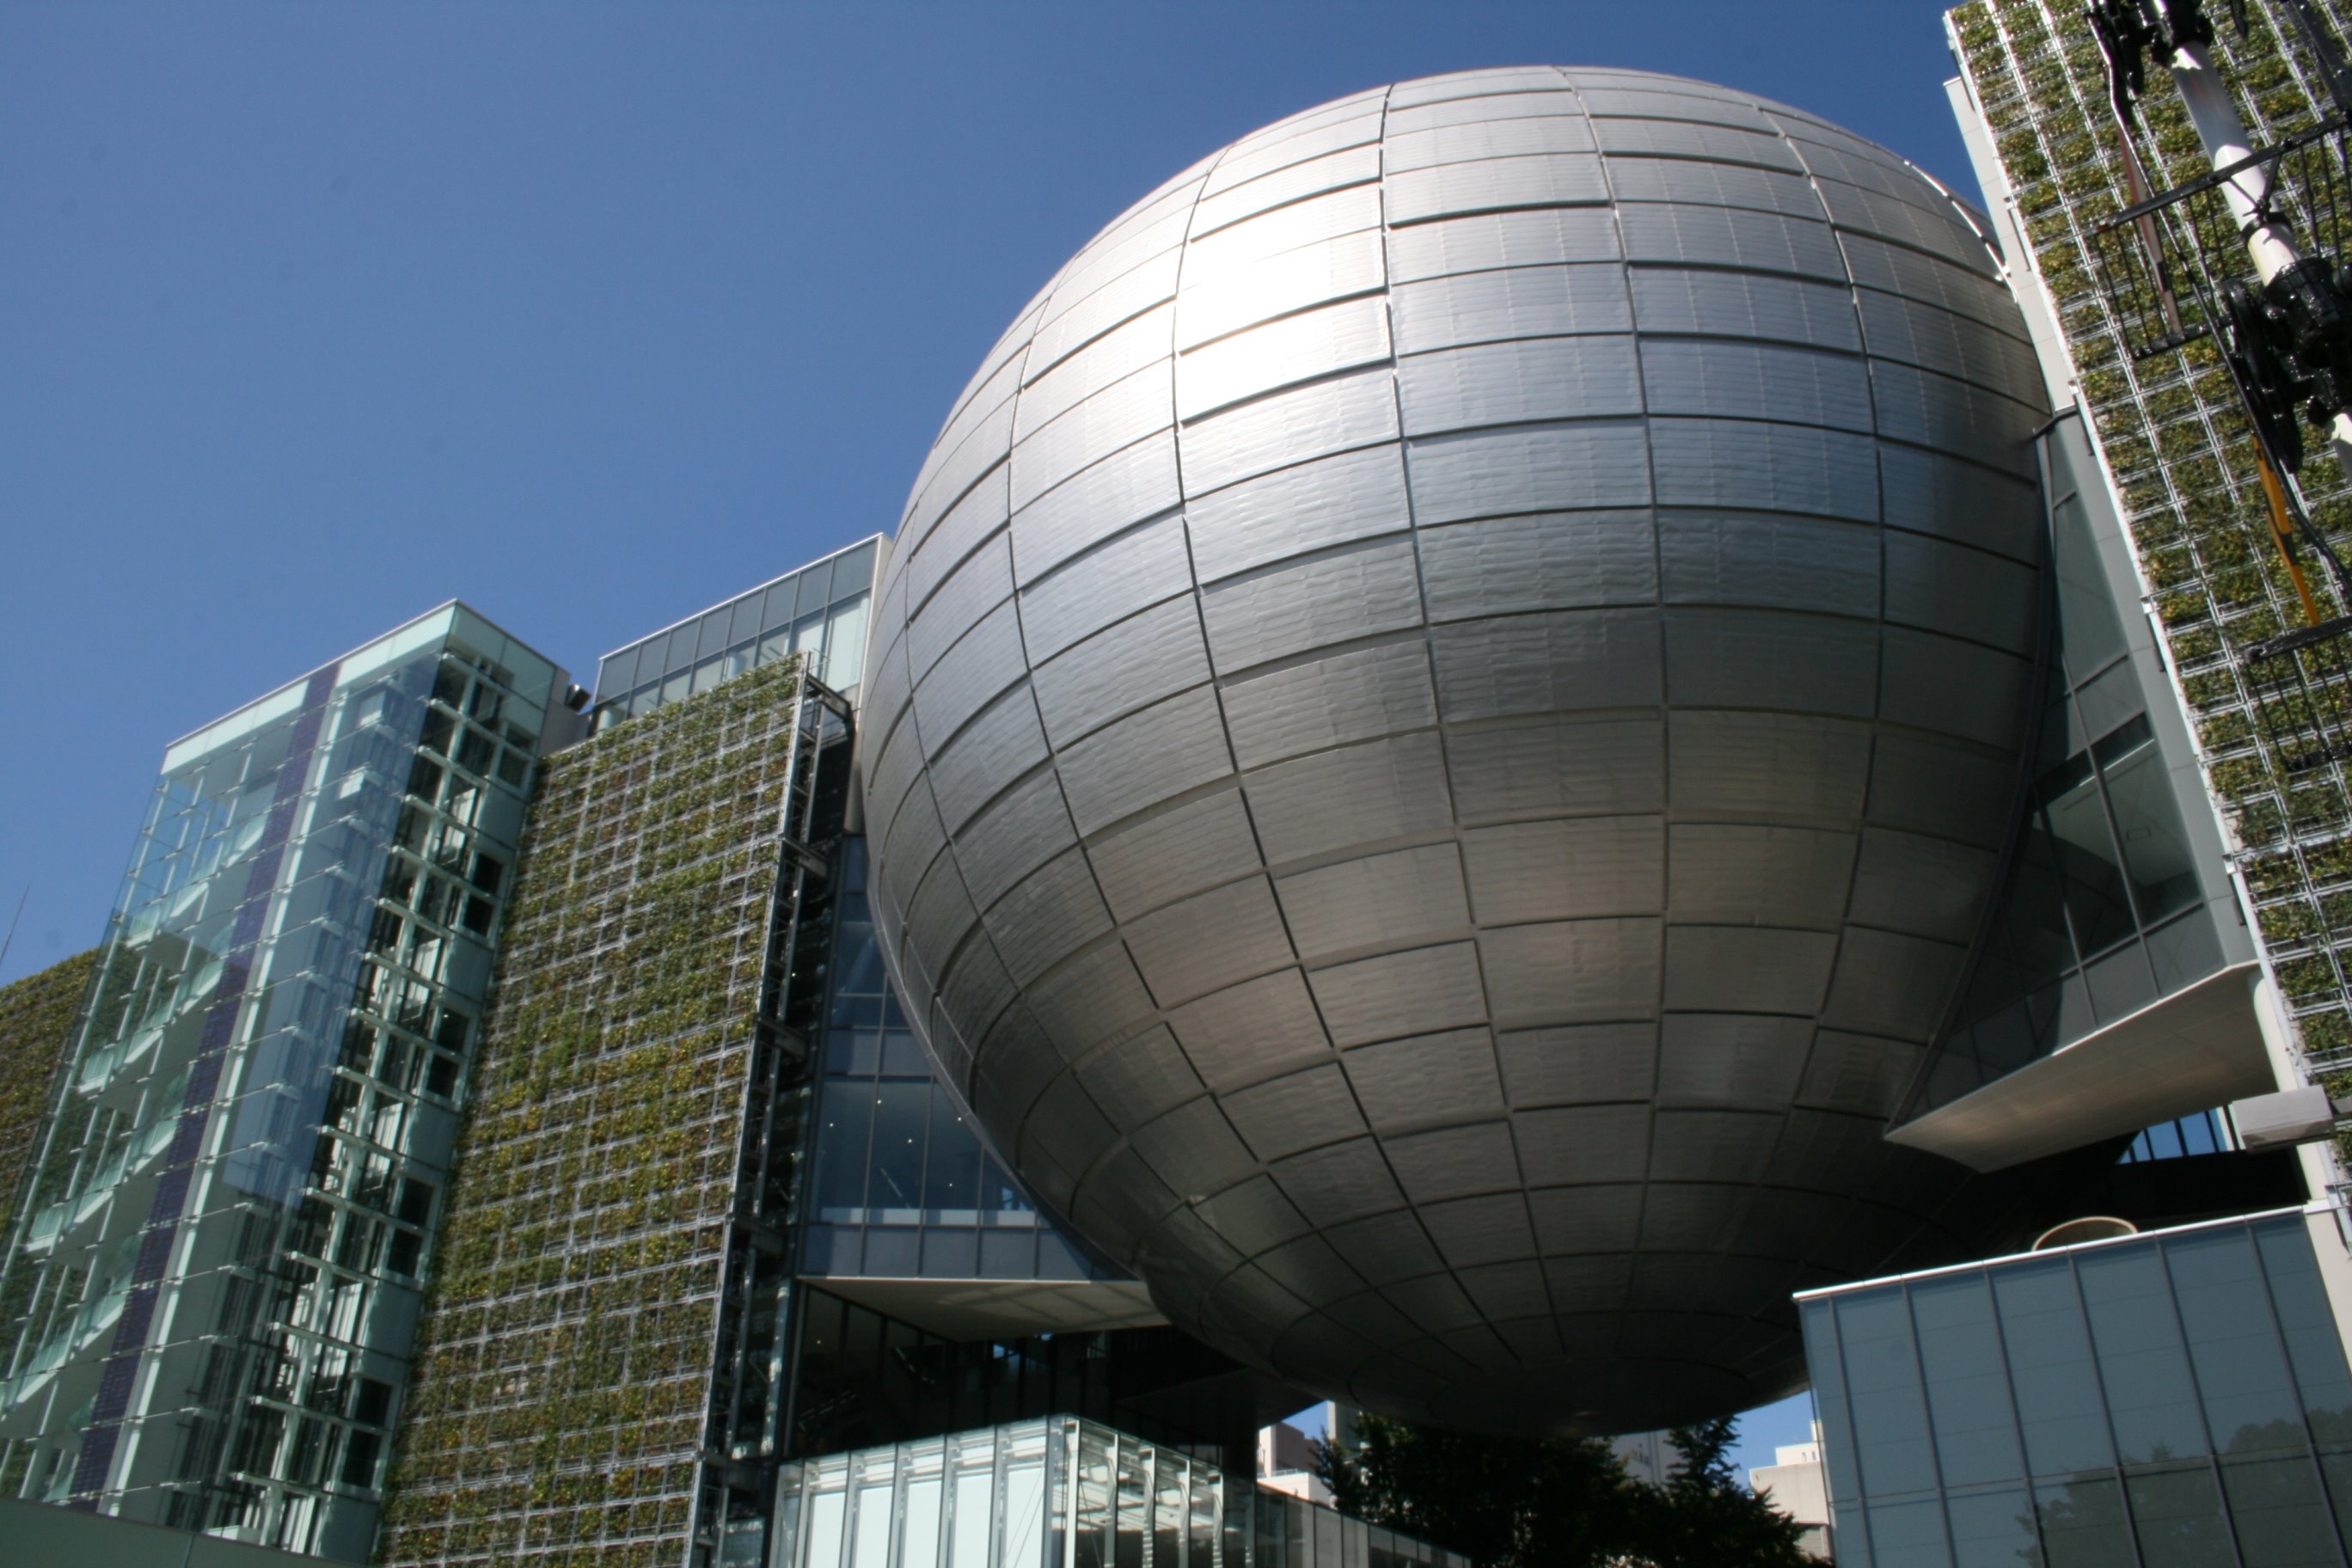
<box><xmin>809</xmin><ymin>1277</ymin><xmax>1167</xmax><ymax>1342</ymax></box>
<box><xmin>1885</xmin><ymin>962</ymin><xmax>2279</xmax><ymax>1172</ymax></box>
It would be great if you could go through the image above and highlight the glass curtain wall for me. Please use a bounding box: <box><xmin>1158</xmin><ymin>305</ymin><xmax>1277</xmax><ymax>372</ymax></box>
<box><xmin>1800</xmin><ymin>1209</ymin><xmax>2352</xmax><ymax>1566</ymax></box>
<box><xmin>801</xmin><ymin>840</ymin><xmax>1109</xmax><ymax>1285</ymax></box>
<box><xmin>0</xmin><ymin>605</ymin><xmax>556</xmax><ymax>1561</ymax></box>
<box><xmin>1902</xmin><ymin>419</ymin><xmax>2235</xmax><ymax>1118</ymax></box>
<box><xmin>591</xmin><ymin>536</ymin><xmax>880</xmax><ymax>729</ymax></box>
<box><xmin>777</xmin><ymin>1416</ymin><xmax>1464</xmax><ymax>1568</ymax></box>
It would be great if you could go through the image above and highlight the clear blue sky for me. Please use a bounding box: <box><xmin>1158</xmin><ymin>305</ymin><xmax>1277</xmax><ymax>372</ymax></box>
<box><xmin>4</xmin><ymin>0</ymin><xmax>1963</xmax><ymax>1472</ymax></box>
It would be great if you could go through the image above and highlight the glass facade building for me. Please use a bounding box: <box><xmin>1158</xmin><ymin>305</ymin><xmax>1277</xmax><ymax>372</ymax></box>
<box><xmin>1800</xmin><ymin>1210</ymin><xmax>2352</xmax><ymax>1566</ymax></box>
<box><xmin>0</xmin><ymin>606</ymin><xmax>566</xmax><ymax>1559</ymax></box>
<box><xmin>591</xmin><ymin>536</ymin><xmax>880</xmax><ymax>729</ymax></box>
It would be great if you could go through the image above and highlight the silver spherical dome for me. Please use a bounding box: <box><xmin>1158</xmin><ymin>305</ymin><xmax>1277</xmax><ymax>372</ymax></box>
<box><xmin>861</xmin><ymin>65</ymin><xmax>2049</xmax><ymax>1435</ymax></box>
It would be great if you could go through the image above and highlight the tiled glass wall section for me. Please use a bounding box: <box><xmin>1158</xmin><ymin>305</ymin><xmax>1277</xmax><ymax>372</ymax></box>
<box><xmin>1901</xmin><ymin>416</ymin><xmax>2251</xmax><ymax>1118</ymax></box>
<box><xmin>0</xmin><ymin>951</ymin><xmax>98</xmax><ymax>1232</ymax></box>
<box><xmin>0</xmin><ymin>606</ymin><xmax>557</xmax><ymax>1560</ymax></box>
<box><xmin>783</xmin><ymin>1418</ymin><xmax>1219</xmax><ymax>1568</ymax></box>
<box><xmin>1800</xmin><ymin>1210</ymin><xmax>2352</xmax><ymax>1566</ymax></box>
<box><xmin>800</xmin><ymin>839</ymin><xmax>1107</xmax><ymax>1286</ymax></box>
<box><xmin>776</xmin><ymin>1415</ymin><xmax>1465</xmax><ymax>1568</ymax></box>
<box><xmin>377</xmin><ymin>656</ymin><xmax>826</xmax><ymax>1568</ymax></box>
<box><xmin>591</xmin><ymin>536</ymin><xmax>881</xmax><ymax>730</ymax></box>
<box><xmin>1949</xmin><ymin>0</ymin><xmax>2352</xmax><ymax>1073</ymax></box>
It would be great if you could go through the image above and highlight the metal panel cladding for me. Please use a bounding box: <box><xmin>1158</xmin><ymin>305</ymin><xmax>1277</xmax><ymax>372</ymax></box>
<box><xmin>860</xmin><ymin>66</ymin><xmax>2049</xmax><ymax>1436</ymax></box>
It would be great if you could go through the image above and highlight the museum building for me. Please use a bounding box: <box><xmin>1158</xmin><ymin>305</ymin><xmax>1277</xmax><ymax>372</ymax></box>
<box><xmin>10</xmin><ymin>9</ymin><xmax>2352</xmax><ymax>1565</ymax></box>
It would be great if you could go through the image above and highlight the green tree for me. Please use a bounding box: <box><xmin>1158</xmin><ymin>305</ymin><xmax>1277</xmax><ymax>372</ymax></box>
<box><xmin>1631</xmin><ymin>1418</ymin><xmax>1813</xmax><ymax>1568</ymax></box>
<box><xmin>1316</xmin><ymin>1412</ymin><xmax>1811</xmax><ymax>1568</ymax></box>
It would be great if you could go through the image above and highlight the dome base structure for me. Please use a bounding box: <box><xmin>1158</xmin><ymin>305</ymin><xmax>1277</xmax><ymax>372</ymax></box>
<box><xmin>860</xmin><ymin>65</ymin><xmax>2067</xmax><ymax>1436</ymax></box>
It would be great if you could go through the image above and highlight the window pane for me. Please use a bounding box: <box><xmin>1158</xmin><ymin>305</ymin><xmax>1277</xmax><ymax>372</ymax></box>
<box><xmin>2094</xmin><ymin>717</ymin><xmax>2199</xmax><ymax>928</ymax></box>
<box><xmin>2040</xmin><ymin>754</ymin><xmax>2136</xmax><ymax>955</ymax></box>
<box><xmin>1863</xmin><ymin>1495</ymin><xmax>1946</xmax><ymax>1559</ymax></box>
<box><xmin>832</xmin><ymin>540</ymin><xmax>879</xmax><ymax>600</ymax></box>
<box><xmin>2167</xmin><ymin>1229</ymin><xmax>2307</xmax><ymax>1456</ymax></box>
<box><xmin>1945</xmin><ymin>1486</ymin><xmax>2037</xmax><ymax>1568</ymax></box>
<box><xmin>2254</xmin><ymin>1217</ymin><xmax>2352</xmax><ymax>1445</ymax></box>
<box><xmin>1804</xmin><ymin>1298</ymin><xmax>1865</xmax><ymax>1510</ymax></box>
<box><xmin>697</xmin><ymin>609</ymin><xmax>733</xmax><ymax>662</ymax></box>
<box><xmin>799</xmin><ymin>559</ymin><xmax>839</xmax><ymax>617</ymax></box>
<box><xmin>2220</xmin><ymin>1454</ymin><xmax>2341</xmax><ymax>1567</ymax></box>
<box><xmin>765</xmin><ymin>575</ymin><xmax>801</xmax><ymax>633</ymax></box>
<box><xmin>983</xmin><ymin>1152</ymin><xmax>1034</xmax><ymax>1218</ymax></box>
<box><xmin>2123</xmin><ymin>1467</ymin><xmax>2235</xmax><ymax>1568</ymax></box>
<box><xmin>1911</xmin><ymin>1275</ymin><xmax>2026</xmax><ymax>1487</ymax></box>
<box><xmin>825</xmin><ymin>593</ymin><xmax>872</xmax><ymax>689</ymax></box>
<box><xmin>729</xmin><ymin>591</ymin><xmax>764</xmax><ymax>646</ymax></box>
<box><xmin>868</xmin><ymin>1081</ymin><xmax>928</xmax><ymax>1214</ymax></box>
<box><xmin>903</xmin><ymin>1475</ymin><xmax>944</xmax><ymax>1568</ymax></box>
<box><xmin>1994</xmin><ymin>1259</ymin><xmax>2116</xmax><ymax>1476</ymax></box>
<box><xmin>2077</xmin><ymin>1246</ymin><xmax>2206</xmax><ymax>1464</ymax></box>
<box><xmin>2033</xmin><ymin>1474</ymin><xmax>2135</xmax><ymax>1568</ymax></box>
<box><xmin>1835</xmin><ymin>1289</ymin><xmax>1939</xmax><ymax>1498</ymax></box>
<box><xmin>815</xmin><ymin>1088</ymin><xmax>874</xmax><ymax>1220</ymax></box>
<box><xmin>793</xmin><ymin>612</ymin><xmax>828</xmax><ymax>663</ymax></box>
<box><xmin>923</xmin><ymin>1085</ymin><xmax>983</xmax><ymax>1219</ymax></box>
<box><xmin>2049</xmin><ymin>452</ymin><xmax>2129</xmax><ymax>683</ymax></box>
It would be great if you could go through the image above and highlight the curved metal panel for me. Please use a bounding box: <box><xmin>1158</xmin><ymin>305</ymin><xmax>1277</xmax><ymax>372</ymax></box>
<box><xmin>860</xmin><ymin>66</ymin><xmax>2058</xmax><ymax>1438</ymax></box>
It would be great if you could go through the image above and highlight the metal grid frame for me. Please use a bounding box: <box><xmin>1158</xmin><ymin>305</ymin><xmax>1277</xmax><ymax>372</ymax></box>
<box><xmin>1952</xmin><ymin>0</ymin><xmax>2352</xmax><ymax>1077</ymax></box>
<box><xmin>377</xmin><ymin>656</ymin><xmax>842</xmax><ymax>1568</ymax></box>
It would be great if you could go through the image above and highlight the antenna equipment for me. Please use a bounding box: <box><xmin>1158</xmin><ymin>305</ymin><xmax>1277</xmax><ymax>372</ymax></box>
<box><xmin>2078</xmin><ymin>0</ymin><xmax>2352</xmax><ymax>770</ymax></box>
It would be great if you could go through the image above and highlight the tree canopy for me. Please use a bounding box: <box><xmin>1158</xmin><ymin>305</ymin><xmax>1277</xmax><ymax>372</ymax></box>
<box><xmin>1315</xmin><ymin>1412</ymin><xmax>1814</xmax><ymax>1568</ymax></box>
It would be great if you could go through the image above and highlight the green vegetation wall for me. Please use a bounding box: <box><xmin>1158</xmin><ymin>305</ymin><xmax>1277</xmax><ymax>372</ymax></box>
<box><xmin>0</xmin><ymin>950</ymin><xmax>96</xmax><ymax>1231</ymax></box>
<box><xmin>377</xmin><ymin>657</ymin><xmax>804</xmax><ymax>1568</ymax></box>
<box><xmin>1951</xmin><ymin>0</ymin><xmax>2352</xmax><ymax>1057</ymax></box>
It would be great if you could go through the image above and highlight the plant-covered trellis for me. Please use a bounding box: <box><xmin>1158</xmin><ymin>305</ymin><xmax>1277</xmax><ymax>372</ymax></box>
<box><xmin>377</xmin><ymin>655</ymin><xmax>810</xmax><ymax>1568</ymax></box>
<box><xmin>1951</xmin><ymin>0</ymin><xmax>2352</xmax><ymax>1077</ymax></box>
<box><xmin>0</xmin><ymin>951</ymin><xmax>96</xmax><ymax>1240</ymax></box>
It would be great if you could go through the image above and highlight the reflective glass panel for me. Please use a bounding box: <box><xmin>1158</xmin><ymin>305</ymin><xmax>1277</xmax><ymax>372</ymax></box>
<box><xmin>2166</xmin><ymin>1229</ymin><xmax>2306</xmax><ymax>1456</ymax></box>
<box><xmin>2039</xmin><ymin>755</ymin><xmax>2135</xmax><ymax>956</ymax></box>
<box><xmin>1863</xmin><ymin>1495</ymin><xmax>1948</xmax><ymax>1560</ymax></box>
<box><xmin>1945</xmin><ymin>1485</ymin><xmax>2038</xmax><ymax>1568</ymax></box>
<box><xmin>1838</xmin><ymin>1289</ymin><xmax>1939</xmax><ymax>1497</ymax></box>
<box><xmin>2076</xmin><ymin>1246</ymin><xmax>2206</xmax><ymax>1465</ymax></box>
<box><xmin>2255</xmin><ymin>1218</ymin><xmax>2352</xmax><ymax>1446</ymax></box>
<box><xmin>2220</xmin><ymin>1454</ymin><xmax>2343</xmax><ymax>1566</ymax></box>
<box><xmin>2093</xmin><ymin>716</ymin><xmax>2198</xmax><ymax>928</ymax></box>
<box><xmin>1911</xmin><ymin>1274</ymin><xmax>2026</xmax><ymax>1487</ymax></box>
<box><xmin>2033</xmin><ymin>1475</ymin><xmax>2136</xmax><ymax>1566</ymax></box>
<box><xmin>2122</xmin><ymin>1466</ymin><xmax>2233</xmax><ymax>1568</ymax></box>
<box><xmin>869</xmin><ymin>1081</ymin><xmax>929</xmax><ymax>1215</ymax></box>
<box><xmin>828</xmin><ymin>593</ymin><xmax>873</xmax><ymax>688</ymax></box>
<box><xmin>2050</xmin><ymin>486</ymin><xmax>2130</xmax><ymax>684</ymax></box>
<box><xmin>1994</xmin><ymin>1259</ymin><xmax>2116</xmax><ymax>1477</ymax></box>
